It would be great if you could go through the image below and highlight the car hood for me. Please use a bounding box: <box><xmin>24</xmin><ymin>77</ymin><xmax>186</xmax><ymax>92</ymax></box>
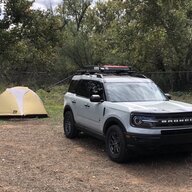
<box><xmin>115</xmin><ymin>100</ymin><xmax>192</xmax><ymax>113</ymax></box>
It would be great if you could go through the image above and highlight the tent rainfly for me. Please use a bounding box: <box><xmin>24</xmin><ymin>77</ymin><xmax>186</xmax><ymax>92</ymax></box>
<box><xmin>0</xmin><ymin>87</ymin><xmax>48</xmax><ymax>117</ymax></box>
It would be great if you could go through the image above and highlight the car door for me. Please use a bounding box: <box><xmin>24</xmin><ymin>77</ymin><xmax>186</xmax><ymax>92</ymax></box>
<box><xmin>85</xmin><ymin>80</ymin><xmax>105</xmax><ymax>134</ymax></box>
<box><xmin>75</xmin><ymin>80</ymin><xmax>91</xmax><ymax>126</ymax></box>
<box><xmin>75</xmin><ymin>80</ymin><xmax>104</xmax><ymax>134</ymax></box>
<box><xmin>65</xmin><ymin>79</ymin><xmax>79</xmax><ymax>121</ymax></box>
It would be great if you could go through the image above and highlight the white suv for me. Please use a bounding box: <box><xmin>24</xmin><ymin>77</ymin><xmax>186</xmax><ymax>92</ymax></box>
<box><xmin>64</xmin><ymin>66</ymin><xmax>192</xmax><ymax>163</ymax></box>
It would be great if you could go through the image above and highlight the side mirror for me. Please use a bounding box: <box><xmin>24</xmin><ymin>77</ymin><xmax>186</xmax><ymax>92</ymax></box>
<box><xmin>165</xmin><ymin>93</ymin><xmax>171</xmax><ymax>100</ymax></box>
<box><xmin>90</xmin><ymin>95</ymin><xmax>103</xmax><ymax>102</ymax></box>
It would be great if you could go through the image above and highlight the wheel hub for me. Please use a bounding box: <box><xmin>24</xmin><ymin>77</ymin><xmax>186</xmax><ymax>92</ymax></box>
<box><xmin>65</xmin><ymin>118</ymin><xmax>71</xmax><ymax>134</ymax></box>
<box><xmin>109</xmin><ymin>132</ymin><xmax>120</xmax><ymax>155</ymax></box>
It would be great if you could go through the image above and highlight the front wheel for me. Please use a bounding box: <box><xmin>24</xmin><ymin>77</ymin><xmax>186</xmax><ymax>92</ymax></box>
<box><xmin>106</xmin><ymin>125</ymin><xmax>128</xmax><ymax>163</ymax></box>
<box><xmin>63</xmin><ymin>111</ymin><xmax>78</xmax><ymax>139</ymax></box>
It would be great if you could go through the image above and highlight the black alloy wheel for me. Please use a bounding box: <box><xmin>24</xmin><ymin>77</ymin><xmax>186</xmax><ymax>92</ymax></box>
<box><xmin>109</xmin><ymin>131</ymin><xmax>121</xmax><ymax>155</ymax></box>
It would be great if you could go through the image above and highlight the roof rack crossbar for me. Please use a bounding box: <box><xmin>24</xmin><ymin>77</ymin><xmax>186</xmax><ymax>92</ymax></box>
<box><xmin>76</xmin><ymin>66</ymin><xmax>147</xmax><ymax>78</ymax></box>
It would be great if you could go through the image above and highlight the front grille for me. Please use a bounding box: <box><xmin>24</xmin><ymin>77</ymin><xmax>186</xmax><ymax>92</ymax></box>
<box><xmin>155</xmin><ymin>112</ymin><xmax>192</xmax><ymax>127</ymax></box>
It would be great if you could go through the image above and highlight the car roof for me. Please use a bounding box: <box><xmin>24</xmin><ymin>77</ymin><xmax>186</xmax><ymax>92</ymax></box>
<box><xmin>103</xmin><ymin>76</ymin><xmax>152</xmax><ymax>83</ymax></box>
<box><xmin>72</xmin><ymin>75</ymin><xmax>153</xmax><ymax>83</ymax></box>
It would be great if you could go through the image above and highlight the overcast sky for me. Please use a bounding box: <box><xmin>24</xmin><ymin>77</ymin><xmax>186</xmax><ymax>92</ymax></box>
<box><xmin>0</xmin><ymin>0</ymin><xmax>99</xmax><ymax>19</ymax></box>
<box><xmin>32</xmin><ymin>0</ymin><xmax>98</xmax><ymax>10</ymax></box>
<box><xmin>32</xmin><ymin>0</ymin><xmax>63</xmax><ymax>10</ymax></box>
<box><xmin>0</xmin><ymin>0</ymin><xmax>62</xmax><ymax>19</ymax></box>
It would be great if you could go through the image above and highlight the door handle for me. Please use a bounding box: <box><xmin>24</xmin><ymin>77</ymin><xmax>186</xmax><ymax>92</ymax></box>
<box><xmin>84</xmin><ymin>104</ymin><xmax>90</xmax><ymax>108</ymax></box>
<box><xmin>72</xmin><ymin>100</ymin><xmax>76</xmax><ymax>104</ymax></box>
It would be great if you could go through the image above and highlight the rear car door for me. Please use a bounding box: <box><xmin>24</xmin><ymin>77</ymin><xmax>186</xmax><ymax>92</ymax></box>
<box><xmin>64</xmin><ymin>79</ymin><xmax>79</xmax><ymax>121</ymax></box>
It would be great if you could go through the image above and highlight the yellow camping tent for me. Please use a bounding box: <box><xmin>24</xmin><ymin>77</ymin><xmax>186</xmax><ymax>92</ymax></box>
<box><xmin>0</xmin><ymin>87</ymin><xmax>48</xmax><ymax>117</ymax></box>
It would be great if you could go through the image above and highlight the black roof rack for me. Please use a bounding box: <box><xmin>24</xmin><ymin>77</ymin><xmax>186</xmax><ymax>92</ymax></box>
<box><xmin>76</xmin><ymin>66</ymin><xmax>146</xmax><ymax>78</ymax></box>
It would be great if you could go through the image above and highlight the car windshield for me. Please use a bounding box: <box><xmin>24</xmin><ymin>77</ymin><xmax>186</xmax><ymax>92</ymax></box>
<box><xmin>105</xmin><ymin>82</ymin><xmax>167</xmax><ymax>102</ymax></box>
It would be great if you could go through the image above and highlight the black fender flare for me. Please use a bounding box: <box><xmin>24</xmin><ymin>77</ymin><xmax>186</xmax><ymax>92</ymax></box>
<box><xmin>103</xmin><ymin>117</ymin><xmax>126</xmax><ymax>135</ymax></box>
<box><xmin>63</xmin><ymin>105</ymin><xmax>73</xmax><ymax>117</ymax></box>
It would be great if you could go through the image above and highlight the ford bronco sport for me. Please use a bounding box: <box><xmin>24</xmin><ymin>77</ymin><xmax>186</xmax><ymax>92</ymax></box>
<box><xmin>63</xmin><ymin>66</ymin><xmax>192</xmax><ymax>163</ymax></box>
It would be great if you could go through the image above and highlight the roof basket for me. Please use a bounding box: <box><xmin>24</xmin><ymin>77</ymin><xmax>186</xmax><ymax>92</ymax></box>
<box><xmin>77</xmin><ymin>65</ymin><xmax>134</xmax><ymax>74</ymax></box>
<box><xmin>76</xmin><ymin>65</ymin><xmax>146</xmax><ymax>78</ymax></box>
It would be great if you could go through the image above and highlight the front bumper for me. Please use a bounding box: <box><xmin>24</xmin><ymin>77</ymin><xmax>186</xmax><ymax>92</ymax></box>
<box><xmin>126</xmin><ymin>128</ymin><xmax>192</xmax><ymax>151</ymax></box>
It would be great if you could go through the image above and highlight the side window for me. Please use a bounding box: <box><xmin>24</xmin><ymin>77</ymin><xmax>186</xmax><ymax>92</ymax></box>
<box><xmin>88</xmin><ymin>81</ymin><xmax>105</xmax><ymax>99</ymax></box>
<box><xmin>68</xmin><ymin>80</ymin><xmax>79</xmax><ymax>93</ymax></box>
<box><xmin>76</xmin><ymin>80</ymin><xmax>90</xmax><ymax>98</ymax></box>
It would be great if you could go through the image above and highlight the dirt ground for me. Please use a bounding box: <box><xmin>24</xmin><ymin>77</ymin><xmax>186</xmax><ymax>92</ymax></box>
<box><xmin>1</xmin><ymin>119</ymin><xmax>192</xmax><ymax>192</ymax></box>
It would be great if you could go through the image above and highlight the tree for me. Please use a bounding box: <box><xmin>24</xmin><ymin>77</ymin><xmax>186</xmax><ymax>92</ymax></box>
<box><xmin>57</xmin><ymin>0</ymin><xmax>94</xmax><ymax>69</ymax></box>
<box><xmin>63</xmin><ymin>0</ymin><xmax>92</xmax><ymax>31</ymax></box>
<box><xmin>0</xmin><ymin>0</ymin><xmax>63</xmax><ymax>85</ymax></box>
<box><xmin>121</xmin><ymin>0</ymin><xmax>192</xmax><ymax>71</ymax></box>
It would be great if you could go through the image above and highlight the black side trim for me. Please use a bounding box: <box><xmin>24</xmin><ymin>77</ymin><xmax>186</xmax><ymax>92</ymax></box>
<box><xmin>103</xmin><ymin>108</ymin><xmax>106</xmax><ymax>116</ymax></box>
<box><xmin>76</xmin><ymin>123</ymin><xmax>105</xmax><ymax>140</ymax></box>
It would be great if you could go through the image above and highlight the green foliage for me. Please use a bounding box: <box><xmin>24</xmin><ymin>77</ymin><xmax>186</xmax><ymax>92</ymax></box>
<box><xmin>0</xmin><ymin>0</ymin><xmax>63</xmax><ymax>85</ymax></box>
<box><xmin>1</xmin><ymin>0</ymin><xmax>192</xmax><ymax>88</ymax></box>
<box><xmin>172</xmin><ymin>92</ymin><xmax>192</xmax><ymax>104</ymax></box>
<box><xmin>4</xmin><ymin>0</ymin><xmax>33</xmax><ymax>25</ymax></box>
<box><xmin>63</xmin><ymin>0</ymin><xmax>92</xmax><ymax>31</ymax></box>
<box><xmin>121</xmin><ymin>0</ymin><xmax>192</xmax><ymax>71</ymax></box>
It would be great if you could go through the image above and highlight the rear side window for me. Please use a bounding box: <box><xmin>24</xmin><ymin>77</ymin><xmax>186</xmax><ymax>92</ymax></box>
<box><xmin>76</xmin><ymin>80</ymin><xmax>90</xmax><ymax>98</ymax></box>
<box><xmin>68</xmin><ymin>80</ymin><xmax>79</xmax><ymax>93</ymax></box>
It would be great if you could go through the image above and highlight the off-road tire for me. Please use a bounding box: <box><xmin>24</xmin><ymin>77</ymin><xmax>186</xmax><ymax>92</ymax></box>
<box><xmin>106</xmin><ymin>125</ymin><xmax>128</xmax><ymax>163</ymax></box>
<box><xmin>64</xmin><ymin>111</ymin><xmax>78</xmax><ymax>139</ymax></box>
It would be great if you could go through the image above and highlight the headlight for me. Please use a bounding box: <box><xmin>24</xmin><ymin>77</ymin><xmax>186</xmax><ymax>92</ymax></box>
<box><xmin>132</xmin><ymin>116</ymin><xmax>143</xmax><ymax>126</ymax></box>
<box><xmin>131</xmin><ymin>113</ymin><xmax>158</xmax><ymax>128</ymax></box>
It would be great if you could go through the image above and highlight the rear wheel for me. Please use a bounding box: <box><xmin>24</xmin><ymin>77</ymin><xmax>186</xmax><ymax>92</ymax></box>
<box><xmin>106</xmin><ymin>125</ymin><xmax>128</xmax><ymax>163</ymax></box>
<box><xmin>64</xmin><ymin>111</ymin><xmax>78</xmax><ymax>139</ymax></box>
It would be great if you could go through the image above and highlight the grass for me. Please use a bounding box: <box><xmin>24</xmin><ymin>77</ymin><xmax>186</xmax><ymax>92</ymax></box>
<box><xmin>36</xmin><ymin>85</ymin><xmax>68</xmax><ymax>123</ymax></box>
<box><xmin>171</xmin><ymin>92</ymin><xmax>192</xmax><ymax>104</ymax></box>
